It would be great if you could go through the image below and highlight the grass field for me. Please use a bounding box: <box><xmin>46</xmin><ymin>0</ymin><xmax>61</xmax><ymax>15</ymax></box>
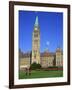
<box><xmin>19</xmin><ymin>70</ymin><xmax>63</xmax><ymax>79</ymax></box>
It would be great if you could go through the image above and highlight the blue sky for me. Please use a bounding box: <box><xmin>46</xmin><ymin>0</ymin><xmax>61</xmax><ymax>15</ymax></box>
<box><xmin>19</xmin><ymin>10</ymin><xmax>63</xmax><ymax>53</ymax></box>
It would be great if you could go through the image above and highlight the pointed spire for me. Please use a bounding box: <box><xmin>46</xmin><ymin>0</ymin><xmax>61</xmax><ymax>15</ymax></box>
<box><xmin>35</xmin><ymin>16</ymin><xmax>38</xmax><ymax>26</ymax></box>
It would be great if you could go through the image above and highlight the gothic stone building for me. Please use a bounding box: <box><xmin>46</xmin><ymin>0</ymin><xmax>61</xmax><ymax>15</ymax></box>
<box><xmin>20</xmin><ymin>16</ymin><xmax>63</xmax><ymax>69</ymax></box>
<box><xmin>32</xmin><ymin>16</ymin><xmax>40</xmax><ymax>64</ymax></box>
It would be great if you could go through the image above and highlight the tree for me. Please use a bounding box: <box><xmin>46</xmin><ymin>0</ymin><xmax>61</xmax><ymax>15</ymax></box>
<box><xmin>30</xmin><ymin>62</ymin><xmax>41</xmax><ymax>70</ymax></box>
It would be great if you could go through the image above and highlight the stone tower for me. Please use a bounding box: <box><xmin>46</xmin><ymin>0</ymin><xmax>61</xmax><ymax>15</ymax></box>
<box><xmin>32</xmin><ymin>16</ymin><xmax>40</xmax><ymax>64</ymax></box>
<box><xmin>56</xmin><ymin>48</ymin><xmax>63</xmax><ymax>67</ymax></box>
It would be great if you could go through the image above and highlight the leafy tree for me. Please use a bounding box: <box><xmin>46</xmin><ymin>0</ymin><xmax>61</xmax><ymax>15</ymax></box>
<box><xmin>30</xmin><ymin>62</ymin><xmax>41</xmax><ymax>70</ymax></box>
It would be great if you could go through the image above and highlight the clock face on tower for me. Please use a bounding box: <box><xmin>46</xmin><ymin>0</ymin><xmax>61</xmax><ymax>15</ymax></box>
<box><xmin>35</xmin><ymin>28</ymin><xmax>37</xmax><ymax>30</ymax></box>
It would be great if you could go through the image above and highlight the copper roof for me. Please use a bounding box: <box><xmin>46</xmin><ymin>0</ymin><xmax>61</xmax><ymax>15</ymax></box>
<box><xmin>19</xmin><ymin>52</ymin><xmax>31</xmax><ymax>58</ymax></box>
<box><xmin>23</xmin><ymin>53</ymin><xmax>31</xmax><ymax>58</ymax></box>
<box><xmin>56</xmin><ymin>48</ymin><xmax>62</xmax><ymax>52</ymax></box>
<box><xmin>40</xmin><ymin>52</ymin><xmax>55</xmax><ymax>57</ymax></box>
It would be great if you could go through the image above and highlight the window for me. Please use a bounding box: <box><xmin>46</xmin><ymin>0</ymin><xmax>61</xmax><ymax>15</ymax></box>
<box><xmin>34</xmin><ymin>40</ymin><xmax>38</xmax><ymax>43</ymax></box>
<box><xmin>34</xmin><ymin>30</ymin><xmax>38</xmax><ymax>33</ymax></box>
<box><xmin>34</xmin><ymin>33</ymin><xmax>38</xmax><ymax>37</ymax></box>
<box><xmin>34</xmin><ymin>54</ymin><xmax>36</xmax><ymax>59</ymax></box>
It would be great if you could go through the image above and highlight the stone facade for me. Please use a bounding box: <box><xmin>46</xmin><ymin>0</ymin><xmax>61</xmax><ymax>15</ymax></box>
<box><xmin>40</xmin><ymin>51</ymin><xmax>55</xmax><ymax>68</ymax></box>
<box><xmin>19</xmin><ymin>49</ymin><xmax>63</xmax><ymax>69</ymax></box>
<box><xmin>20</xmin><ymin>53</ymin><xmax>31</xmax><ymax>70</ymax></box>
<box><xmin>56</xmin><ymin>48</ymin><xmax>63</xmax><ymax>67</ymax></box>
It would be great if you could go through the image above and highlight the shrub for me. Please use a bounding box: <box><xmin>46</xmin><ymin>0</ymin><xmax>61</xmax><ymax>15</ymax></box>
<box><xmin>48</xmin><ymin>66</ymin><xmax>58</xmax><ymax>68</ymax></box>
<box><xmin>30</xmin><ymin>62</ymin><xmax>41</xmax><ymax>70</ymax></box>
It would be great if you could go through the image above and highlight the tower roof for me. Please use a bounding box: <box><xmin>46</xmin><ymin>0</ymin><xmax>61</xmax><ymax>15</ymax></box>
<box><xmin>56</xmin><ymin>47</ymin><xmax>62</xmax><ymax>52</ymax></box>
<box><xmin>35</xmin><ymin>16</ymin><xmax>38</xmax><ymax>26</ymax></box>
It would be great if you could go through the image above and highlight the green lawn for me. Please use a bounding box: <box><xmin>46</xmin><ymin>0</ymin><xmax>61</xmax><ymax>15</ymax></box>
<box><xmin>19</xmin><ymin>70</ymin><xmax>63</xmax><ymax>79</ymax></box>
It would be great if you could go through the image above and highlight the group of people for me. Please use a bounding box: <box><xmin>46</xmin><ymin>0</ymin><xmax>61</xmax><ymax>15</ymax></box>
<box><xmin>25</xmin><ymin>67</ymin><xmax>31</xmax><ymax>76</ymax></box>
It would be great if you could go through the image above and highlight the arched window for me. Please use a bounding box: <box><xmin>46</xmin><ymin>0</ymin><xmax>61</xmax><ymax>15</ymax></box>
<box><xmin>34</xmin><ymin>54</ymin><xmax>36</xmax><ymax>59</ymax></box>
